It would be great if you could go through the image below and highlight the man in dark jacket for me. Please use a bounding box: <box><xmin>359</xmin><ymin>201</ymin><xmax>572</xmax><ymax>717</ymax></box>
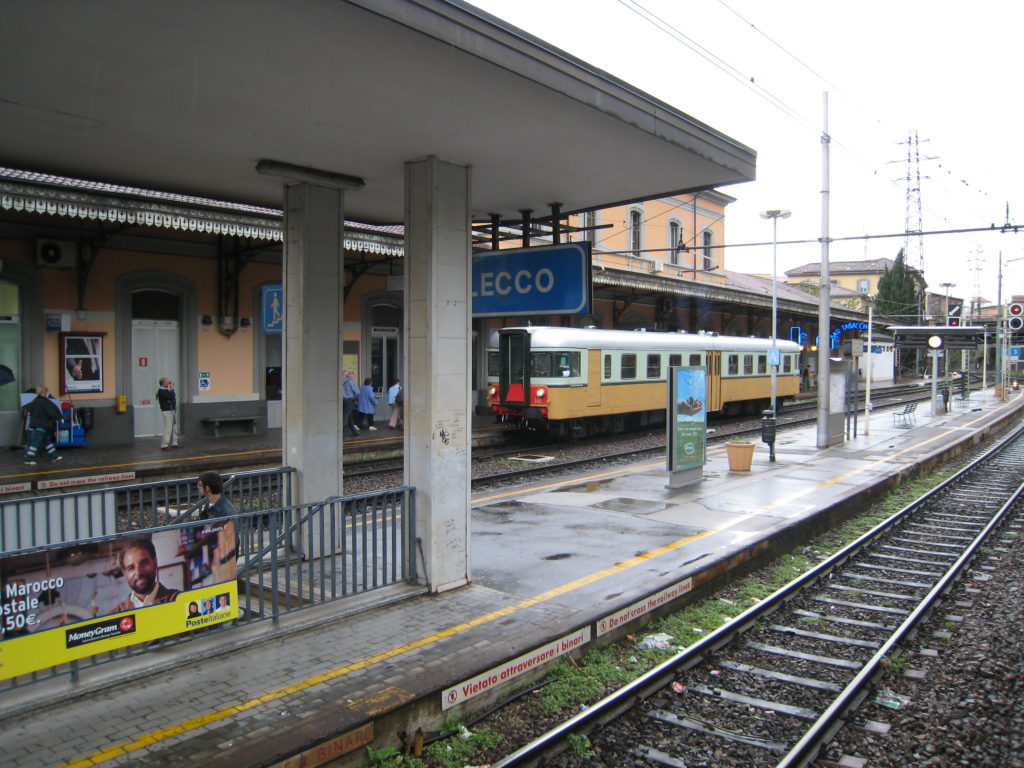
<box><xmin>157</xmin><ymin>377</ymin><xmax>179</xmax><ymax>449</ymax></box>
<box><xmin>23</xmin><ymin>385</ymin><xmax>63</xmax><ymax>465</ymax></box>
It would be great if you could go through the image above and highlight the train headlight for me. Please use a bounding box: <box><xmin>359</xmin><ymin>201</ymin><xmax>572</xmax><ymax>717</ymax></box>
<box><xmin>488</xmin><ymin>385</ymin><xmax>497</xmax><ymax>398</ymax></box>
<box><xmin>533</xmin><ymin>387</ymin><xmax>547</xmax><ymax>404</ymax></box>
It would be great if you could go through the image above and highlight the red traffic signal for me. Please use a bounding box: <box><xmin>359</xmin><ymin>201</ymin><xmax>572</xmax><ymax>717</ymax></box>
<box><xmin>1011</xmin><ymin>303</ymin><xmax>1024</xmax><ymax>330</ymax></box>
<box><xmin>948</xmin><ymin>317</ymin><xmax>961</xmax><ymax>327</ymax></box>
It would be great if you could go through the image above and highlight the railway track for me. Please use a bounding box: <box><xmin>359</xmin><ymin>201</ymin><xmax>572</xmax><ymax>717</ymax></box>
<box><xmin>490</xmin><ymin>419</ymin><xmax>1024</xmax><ymax>768</ymax></box>
<box><xmin>342</xmin><ymin>383</ymin><xmax>956</xmax><ymax>488</ymax></box>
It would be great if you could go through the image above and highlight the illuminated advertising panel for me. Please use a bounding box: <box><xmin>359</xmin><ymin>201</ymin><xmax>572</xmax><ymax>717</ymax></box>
<box><xmin>668</xmin><ymin>366</ymin><xmax>707</xmax><ymax>474</ymax></box>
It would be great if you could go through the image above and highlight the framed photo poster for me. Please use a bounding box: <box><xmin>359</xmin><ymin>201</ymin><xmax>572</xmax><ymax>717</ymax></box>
<box><xmin>60</xmin><ymin>332</ymin><xmax>105</xmax><ymax>394</ymax></box>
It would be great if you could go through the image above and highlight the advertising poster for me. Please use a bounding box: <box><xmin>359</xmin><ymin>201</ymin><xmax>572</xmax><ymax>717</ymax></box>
<box><xmin>60</xmin><ymin>333</ymin><xmax>105</xmax><ymax>394</ymax></box>
<box><xmin>669</xmin><ymin>366</ymin><xmax>707</xmax><ymax>473</ymax></box>
<box><xmin>0</xmin><ymin>521</ymin><xmax>237</xmax><ymax>681</ymax></box>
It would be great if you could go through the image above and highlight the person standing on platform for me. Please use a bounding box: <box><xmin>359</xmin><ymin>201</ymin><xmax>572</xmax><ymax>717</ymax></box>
<box><xmin>157</xmin><ymin>377</ymin><xmax>180</xmax><ymax>449</ymax></box>
<box><xmin>342</xmin><ymin>370</ymin><xmax>360</xmax><ymax>437</ymax></box>
<box><xmin>356</xmin><ymin>377</ymin><xmax>378</xmax><ymax>431</ymax></box>
<box><xmin>386</xmin><ymin>379</ymin><xmax>403</xmax><ymax>429</ymax></box>
<box><xmin>23</xmin><ymin>385</ymin><xmax>63</xmax><ymax>465</ymax></box>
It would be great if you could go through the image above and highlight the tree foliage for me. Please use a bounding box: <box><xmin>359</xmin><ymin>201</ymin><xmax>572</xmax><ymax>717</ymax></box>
<box><xmin>875</xmin><ymin>248</ymin><xmax>920</xmax><ymax>322</ymax></box>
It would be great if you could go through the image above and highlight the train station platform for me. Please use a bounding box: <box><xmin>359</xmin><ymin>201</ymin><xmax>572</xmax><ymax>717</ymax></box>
<box><xmin>4</xmin><ymin>386</ymin><xmax>1023</xmax><ymax>768</ymax></box>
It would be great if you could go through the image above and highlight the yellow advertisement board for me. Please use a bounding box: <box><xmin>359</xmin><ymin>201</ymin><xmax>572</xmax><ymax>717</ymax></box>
<box><xmin>1</xmin><ymin>520</ymin><xmax>237</xmax><ymax>681</ymax></box>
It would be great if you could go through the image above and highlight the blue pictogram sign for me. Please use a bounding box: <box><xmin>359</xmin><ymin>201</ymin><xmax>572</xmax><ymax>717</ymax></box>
<box><xmin>261</xmin><ymin>285</ymin><xmax>283</xmax><ymax>335</ymax></box>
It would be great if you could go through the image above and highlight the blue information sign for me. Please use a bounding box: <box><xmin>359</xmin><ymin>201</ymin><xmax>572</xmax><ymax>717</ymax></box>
<box><xmin>471</xmin><ymin>243</ymin><xmax>591</xmax><ymax>318</ymax></box>
<box><xmin>261</xmin><ymin>285</ymin><xmax>283</xmax><ymax>335</ymax></box>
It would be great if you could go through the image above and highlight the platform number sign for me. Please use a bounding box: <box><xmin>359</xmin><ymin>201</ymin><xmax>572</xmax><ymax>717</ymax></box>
<box><xmin>1009</xmin><ymin>302</ymin><xmax>1024</xmax><ymax>332</ymax></box>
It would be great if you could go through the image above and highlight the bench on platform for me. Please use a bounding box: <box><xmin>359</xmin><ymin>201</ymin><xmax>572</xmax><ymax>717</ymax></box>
<box><xmin>201</xmin><ymin>415</ymin><xmax>258</xmax><ymax>437</ymax></box>
<box><xmin>892</xmin><ymin>402</ymin><xmax>917</xmax><ymax>427</ymax></box>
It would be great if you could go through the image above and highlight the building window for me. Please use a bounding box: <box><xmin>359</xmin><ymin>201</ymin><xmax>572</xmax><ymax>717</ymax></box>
<box><xmin>668</xmin><ymin>220</ymin><xmax>682</xmax><ymax>264</ymax></box>
<box><xmin>629</xmin><ymin>209</ymin><xmax>643</xmax><ymax>255</ymax></box>
<box><xmin>857</xmin><ymin>278</ymin><xmax>870</xmax><ymax>293</ymax></box>
<box><xmin>702</xmin><ymin>229</ymin><xmax>714</xmax><ymax>270</ymax></box>
<box><xmin>580</xmin><ymin>210</ymin><xmax>596</xmax><ymax>244</ymax></box>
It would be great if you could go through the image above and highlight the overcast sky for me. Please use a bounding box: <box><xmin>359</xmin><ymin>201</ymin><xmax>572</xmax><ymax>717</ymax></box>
<box><xmin>468</xmin><ymin>0</ymin><xmax>1024</xmax><ymax>306</ymax></box>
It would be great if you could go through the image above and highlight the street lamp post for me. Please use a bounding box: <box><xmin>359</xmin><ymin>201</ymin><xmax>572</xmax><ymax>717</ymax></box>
<box><xmin>760</xmin><ymin>209</ymin><xmax>792</xmax><ymax>420</ymax></box>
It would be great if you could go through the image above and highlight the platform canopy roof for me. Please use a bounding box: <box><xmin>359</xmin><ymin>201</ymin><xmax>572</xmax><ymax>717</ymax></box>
<box><xmin>0</xmin><ymin>0</ymin><xmax>755</xmax><ymax>226</ymax></box>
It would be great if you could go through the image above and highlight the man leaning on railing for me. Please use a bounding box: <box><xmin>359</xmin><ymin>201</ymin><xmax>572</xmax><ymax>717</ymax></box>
<box><xmin>198</xmin><ymin>471</ymin><xmax>236</xmax><ymax>519</ymax></box>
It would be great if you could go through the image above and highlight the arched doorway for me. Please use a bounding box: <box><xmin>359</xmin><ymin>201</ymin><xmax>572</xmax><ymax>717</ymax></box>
<box><xmin>131</xmin><ymin>290</ymin><xmax>180</xmax><ymax>437</ymax></box>
<box><xmin>367</xmin><ymin>301</ymin><xmax>401</xmax><ymax>395</ymax></box>
<box><xmin>0</xmin><ymin>264</ymin><xmax>42</xmax><ymax>446</ymax></box>
<box><xmin>0</xmin><ymin>280</ymin><xmax>22</xmax><ymax>432</ymax></box>
<box><xmin>116</xmin><ymin>271</ymin><xmax>196</xmax><ymax>441</ymax></box>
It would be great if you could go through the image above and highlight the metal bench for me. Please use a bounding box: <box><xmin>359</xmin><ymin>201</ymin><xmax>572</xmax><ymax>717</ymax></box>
<box><xmin>200</xmin><ymin>415</ymin><xmax>258</xmax><ymax>437</ymax></box>
<box><xmin>892</xmin><ymin>402</ymin><xmax>917</xmax><ymax>427</ymax></box>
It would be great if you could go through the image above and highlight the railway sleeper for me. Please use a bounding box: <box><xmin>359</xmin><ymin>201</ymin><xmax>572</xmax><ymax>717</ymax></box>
<box><xmin>645</xmin><ymin>709</ymin><xmax>790</xmax><ymax>752</ymax></box>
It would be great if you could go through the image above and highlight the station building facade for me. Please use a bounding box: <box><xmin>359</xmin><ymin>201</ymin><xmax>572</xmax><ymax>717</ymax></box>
<box><xmin>0</xmin><ymin>168</ymin><xmax>870</xmax><ymax>447</ymax></box>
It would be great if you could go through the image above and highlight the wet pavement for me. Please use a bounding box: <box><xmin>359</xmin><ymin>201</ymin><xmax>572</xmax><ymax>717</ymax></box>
<box><xmin>3</xmin><ymin>387</ymin><xmax>1022</xmax><ymax>768</ymax></box>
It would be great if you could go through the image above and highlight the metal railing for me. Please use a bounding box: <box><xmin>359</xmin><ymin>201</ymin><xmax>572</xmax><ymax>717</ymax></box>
<box><xmin>1</xmin><ymin>467</ymin><xmax>295</xmax><ymax>552</ymax></box>
<box><xmin>235</xmin><ymin>486</ymin><xmax>417</xmax><ymax>621</ymax></box>
<box><xmin>1</xmin><ymin>484</ymin><xmax>416</xmax><ymax>690</ymax></box>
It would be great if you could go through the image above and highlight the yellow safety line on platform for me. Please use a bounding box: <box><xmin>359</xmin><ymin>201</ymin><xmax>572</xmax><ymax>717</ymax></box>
<box><xmin>58</xmin><ymin>529</ymin><xmax>710</xmax><ymax>768</ymax></box>
<box><xmin>0</xmin><ymin>448</ymin><xmax>280</xmax><ymax>481</ymax></box>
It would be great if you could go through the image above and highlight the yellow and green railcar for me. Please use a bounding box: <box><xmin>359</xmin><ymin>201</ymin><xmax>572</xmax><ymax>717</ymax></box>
<box><xmin>488</xmin><ymin>326</ymin><xmax>801</xmax><ymax>438</ymax></box>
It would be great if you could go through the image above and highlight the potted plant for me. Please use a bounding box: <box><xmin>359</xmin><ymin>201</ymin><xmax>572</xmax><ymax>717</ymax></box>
<box><xmin>725</xmin><ymin>437</ymin><xmax>755</xmax><ymax>472</ymax></box>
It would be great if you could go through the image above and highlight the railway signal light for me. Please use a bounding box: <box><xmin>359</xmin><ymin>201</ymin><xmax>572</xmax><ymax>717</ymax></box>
<box><xmin>1009</xmin><ymin>302</ymin><xmax>1024</xmax><ymax>331</ymax></box>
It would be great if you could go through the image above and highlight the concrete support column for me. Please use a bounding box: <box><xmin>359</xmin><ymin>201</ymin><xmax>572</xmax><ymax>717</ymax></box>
<box><xmin>283</xmin><ymin>182</ymin><xmax>345</xmax><ymax>505</ymax></box>
<box><xmin>404</xmin><ymin>156</ymin><xmax>471</xmax><ymax>593</ymax></box>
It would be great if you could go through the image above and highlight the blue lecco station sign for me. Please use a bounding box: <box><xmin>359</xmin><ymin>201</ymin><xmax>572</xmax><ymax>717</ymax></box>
<box><xmin>471</xmin><ymin>243</ymin><xmax>592</xmax><ymax>318</ymax></box>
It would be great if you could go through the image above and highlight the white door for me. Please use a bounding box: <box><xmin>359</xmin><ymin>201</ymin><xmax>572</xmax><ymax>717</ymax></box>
<box><xmin>132</xmin><ymin>320</ymin><xmax>179</xmax><ymax>437</ymax></box>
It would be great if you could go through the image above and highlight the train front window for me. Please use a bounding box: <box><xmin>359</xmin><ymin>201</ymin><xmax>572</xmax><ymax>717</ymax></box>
<box><xmin>556</xmin><ymin>351</ymin><xmax>580</xmax><ymax>377</ymax></box>
<box><xmin>669</xmin><ymin>354</ymin><xmax>682</xmax><ymax>367</ymax></box>
<box><xmin>531</xmin><ymin>352</ymin><xmax>552</xmax><ymax>377</ymax></box>
<box><xmin>621</xmin><ymin>353</ymin><xmax>636</xmax><ymax>379</ymax></box>
<box><xmin>487</xmin><ymin>351</ymin><xmax>499</xmax><ymax>377</ymax></box>
<box><xmin>646</xmin><ymin>354</ymin><xmax>661</xmax><ymax>378</ymax></box>
<box><xmin>689</xmin><ymin>354</ymin><xmax>702</xmax><ymax>366</ymax></box>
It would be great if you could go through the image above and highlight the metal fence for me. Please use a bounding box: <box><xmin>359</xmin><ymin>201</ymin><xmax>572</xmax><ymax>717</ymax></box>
<box><xmin>1</xmin><ymin>467</ymin><xmax>295</xmax><ymax>552</ymax></box>
<box><xmin>235</xmin><ymin>486</ymin><xmax>417</xmax><ymax>620</ymax></box>
<box><xmin>1</xmin><ymin>484</ymin><xmax>416</xmax><ymax>690</ymax></box>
